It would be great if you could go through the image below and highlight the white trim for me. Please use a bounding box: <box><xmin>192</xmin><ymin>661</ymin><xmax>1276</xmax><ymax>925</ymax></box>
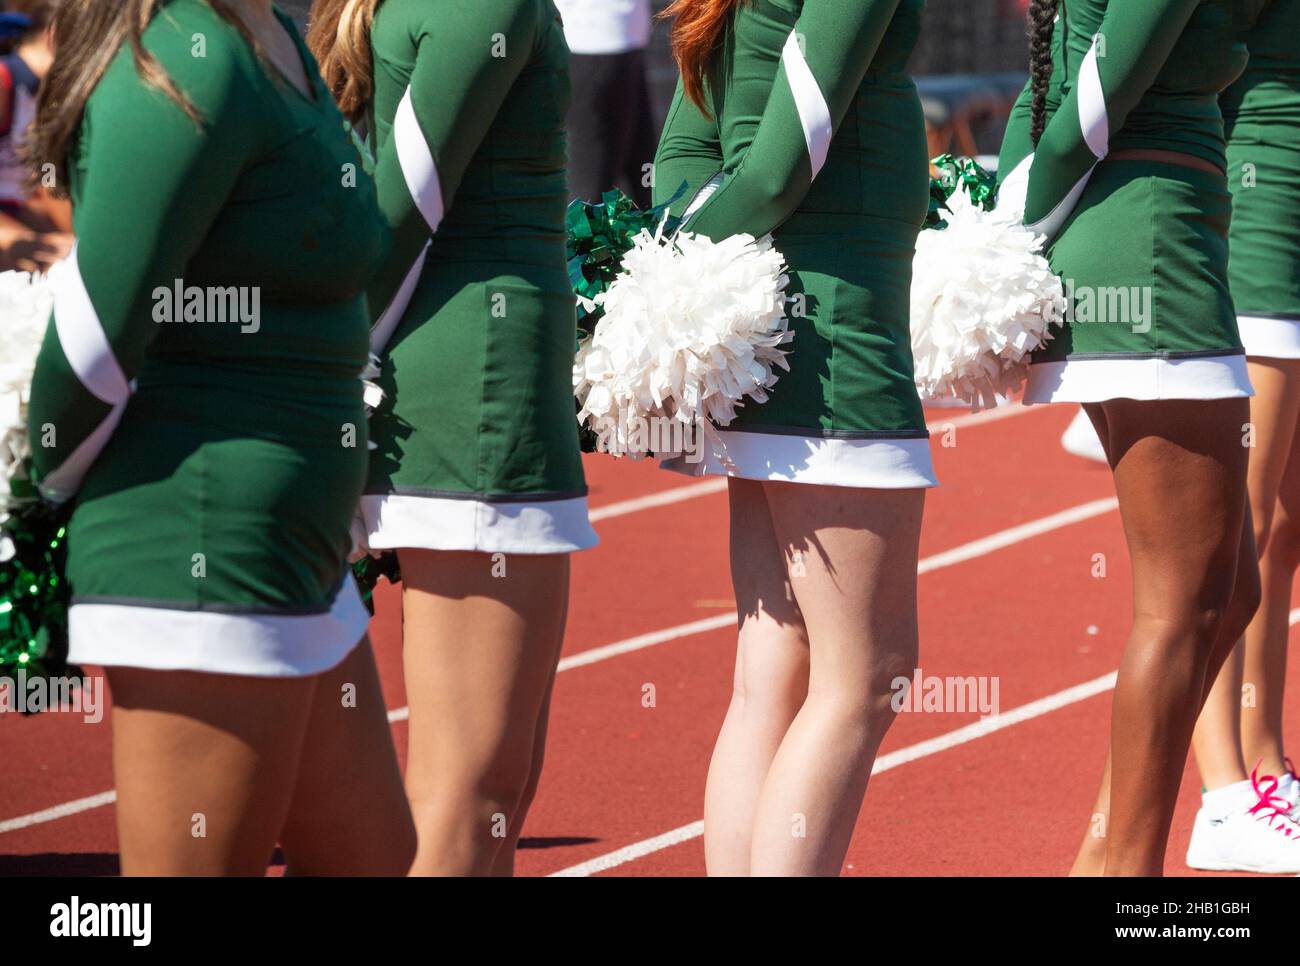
<box><xmin>50</xmin><ymin>246</ymin><xmax>129</xmax><ymax>405</ymax></box>
<box><xmin>393</xmin><ymin>86</ymin><xmax>444</xmax><ymax>234</ymax></box>
<box><xmin>360</xmin><ymin>493</ymin><xmax>598</xmax><ymax>554</ymax></box>
<box><xmin>1024</xmin><ymin>167</ymin><xmax>1096</xmax><ymax>240</ymax></box>
<box><xmin>67</xmin><ymin>576</ymin><xmax>369</xmax><ymax>678</ymax></box>
<box><xmin>1023</xmin><ymin>354</ymin><xmax>1254</xmax><ymax>403</ymax></box>
<box><xmin>371</xmin><ymin>241</ymin><xmax>430</xmax><ymax>355</ymax></box>
<box><xmin>682</xmin><ymin>173</ymin><xmax>724</xmax><ymax>223</ymax></box>
<box><xmin>1077</xmin><ymin>43</ymin><xmax>1109</xmax><ymax>159</ymax></box>
<box><xmin>660</xmin><ymin>431</ymin><xmax>937</xmax><ymax>489</ymax></box>
<box><xmin>781</xmin><ymin>30</ymin><xmax>833</xmax><ymax>179</ymax></box>
<box><xmin>1237</xmin><ymin>316</ymin><xmax>1300</xmax><ymax>360</ymax></box>
<box><xmin>36</xmin><ymin>396</ymin><xmax>129</xmax><ymax>504</ymax></box>
<box><xmin>994</xmin><ymin>153</ymin><xmax>1033</xmax><ymax>222</ymax></box>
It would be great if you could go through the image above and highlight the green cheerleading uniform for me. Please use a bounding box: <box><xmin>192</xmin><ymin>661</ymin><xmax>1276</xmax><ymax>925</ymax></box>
<box><xmin>27</xmin><ymin>2</ymin><xmax>384</xmax><ymax>675</ymax></box>
<box><xmin>360</xmin><ymin>0</ymin><xmax>596</xmax><ymax>553</ymax></box>
<box><xmin>998</xmin><ymin>0</ymin><xmax>1252</xmax><ymax>403</ymax></box>
<box><xmin>1224</xmin><ymin>0</ymin><xmax>1300</xmax><ymax>357</ymax></box>
<box><xmin>652</xmin><ymin>0</ymin><xmax>936</xmax><ymax>489</ymax></box>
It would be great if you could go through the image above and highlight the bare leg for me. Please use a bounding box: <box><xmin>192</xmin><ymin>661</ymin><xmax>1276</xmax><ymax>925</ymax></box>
<box><xmin>746</xmin><ymin>481</ymin><xmax>925</xmax><ymax>876</ymax></box>
<box><xmin>400</xmin><ymin>549</ymin><xmax>569</xmax><ymax>876</ymax></box>
<box><xmin>108</xmin><ymin>667</ymin><xmax>316</xmax><ymax>876</ymax></box>
<box><xmin>704</xmin><ymin>478</ymin><xmax>810</xmax><ymax>876</ymax></box>
<box><xmin>279</xmin><ymin>638</ymin><xmax>416</xmax><ymax>875</ymax></box>
<box><xmin>1088</xmin><ymin>398</ymin><xmax>1254</xmax><ymax>876</ymax></box>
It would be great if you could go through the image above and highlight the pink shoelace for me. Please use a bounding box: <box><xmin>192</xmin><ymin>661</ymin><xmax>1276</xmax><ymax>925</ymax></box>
<box><xmin>1248</xmin><ymin>763</ymin><xmax>1299</xmax><ymax>835</ymax></box>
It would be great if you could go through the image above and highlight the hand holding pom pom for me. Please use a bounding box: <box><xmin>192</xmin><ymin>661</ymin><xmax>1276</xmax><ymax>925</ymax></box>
<box><xmin>911</xmin><ymin>157</ymin><xmax>1066</xmax><ymax>411</ymax></box>
<box><xmin>573</xmin><ymin>224</ymin><xmax>792</xmax><ymax>460</ymax></box>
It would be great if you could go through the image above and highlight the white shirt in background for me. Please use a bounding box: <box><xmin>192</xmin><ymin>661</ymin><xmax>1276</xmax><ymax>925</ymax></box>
<box><xmin>554</xmin><ymin>0</ymin><xmax>652</xmax><ymax>54</ymax></box>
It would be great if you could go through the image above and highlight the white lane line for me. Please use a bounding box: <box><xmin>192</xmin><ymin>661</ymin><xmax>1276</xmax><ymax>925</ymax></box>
<box><xmin>0</xmin><ymin>791</ymin><xmax>117</xmax><ymax>835</ymax></box>
<box><xmin>550</xmin><ymin>821</ymin><xmax>707</xmax><ymax>877</ymax></box>
<box><xmin>917</xmin><ymin>497</ymin><xmax>1118</xmax><ymax>575</ymax></box>
<box><xmin>549</xmin><ymin>670</ymin><xmax>1121</xmax><ymax>876</ymax></box>
<box><xmin>589</xmin><ymin>480</ymin><xmax>727</xmax><ymax>522</ymax></box>
<box><xmin>0</xmin><ymin>487</ymin><xmax>1110</xmax><ymax>838</ymax></box>
<box><xmin>557</xmin><ymin>614</ymin><xmax>737</xmax><ymax>672</ymax></box>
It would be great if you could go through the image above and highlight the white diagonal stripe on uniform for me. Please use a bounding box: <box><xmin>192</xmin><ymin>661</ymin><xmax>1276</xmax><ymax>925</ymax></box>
<box><xmin>50</xmin><ymin>246</ymin><xmax>130</xmax><ymax>404</ymax></box>
<box><xmin>781</xmin><ymin>30</ymin><xmax>833</xmax><ymax>179</ymax></box>
<box><xmin>393</xmin><ymin>86</ymin><xmax>445</xmax><ymax>233</ymax></box>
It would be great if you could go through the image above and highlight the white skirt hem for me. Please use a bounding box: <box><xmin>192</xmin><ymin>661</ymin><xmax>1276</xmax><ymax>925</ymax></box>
<box><xmin>660</xmin><ymin>431</ymin><xmax>937</xmax><ymax>489</ymax></box>
<box><xmin>1023</xmin><ymin>354</ymin><xmax>1254</xmax><ymax>404</ymax></box>
<box><xmin>67</xmin><ymin>575</ymin><xmax>369</xmax><ymax>678</ymax></box>
<box><xmin>360</xmin><ymin>493</ymin><xmax>598</xmax><ymax>554</ymax></box>
<box><xmin>1238</xmin><ymin>316</ymin><xmax>1300</xmax><ymax>360</ymax></box>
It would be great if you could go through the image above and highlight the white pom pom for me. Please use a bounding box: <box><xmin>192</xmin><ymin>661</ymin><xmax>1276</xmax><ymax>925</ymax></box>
<box><xmin>0</xmin><ymin>270</ymin><xmax>54</xmax><ymax>507</ymax></box>
<box><xmin>574</xmin><ymin>227</ymin><xmax>791</xmax><ymax>459</ymax></box>
<box><xmin>910</xmin><ymin>191</ymin><xmax>1065</xmax><ymax>410</ymax></box>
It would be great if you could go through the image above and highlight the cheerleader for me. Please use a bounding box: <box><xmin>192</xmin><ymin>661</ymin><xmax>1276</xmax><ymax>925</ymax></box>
<box><xmin>1187</xmin><ymin>0</ymin><xmax>1300</xmax><ymax>874</ymax></box>
<box><xmin>655</xmin><ymin>0</ymin><xmax>937</xmax><ymax>875</ymax></box>
<box><xmin>24</xmin><ymin>0</ymin><xmax>414</xmax><ymax>874</ymax></box>
<box><xmin>308</xmin><ymin>0</ymin><xmax>597</xmax><ymax>875</ymax></box>
<box><xmin>999</xmin><ymin>0</ymin><xmax>1265</xmax><ymax>875</ymax></box>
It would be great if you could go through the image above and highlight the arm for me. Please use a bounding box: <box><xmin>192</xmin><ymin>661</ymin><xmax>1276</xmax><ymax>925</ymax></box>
<box><xmin>681</xmin><ymin>0</ymin><xmax>903</xmax><ymax>241</ymax></box>
<box><xmin>653</xmin><ymin>79</ymin><xmax>723</xmax><ymax>218</ymax></box>
<box><xmin>1009</xmin><ymin>0</ymin><xmax>1201</xmax><ymax>236</ymax></box>
<box><xmin>367</xmin><ymin>0</ymin><xmax>539</xmax><ymax>335</ymax></box>
<box><xmin>997</xmin><ymin>13</ymin><xmax>1065</xmax><ymax>186</ymax></box>
<box><xmin>27</xmin><ymin>27</ymin><xmax>257</xmax><ymax>502</ymax></box>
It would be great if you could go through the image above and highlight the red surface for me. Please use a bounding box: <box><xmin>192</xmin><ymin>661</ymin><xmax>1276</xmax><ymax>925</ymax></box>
<box><xmin>2</xmin><ymin>402</ymin><xmax>1295</xmax><ymax>876</ymax></box>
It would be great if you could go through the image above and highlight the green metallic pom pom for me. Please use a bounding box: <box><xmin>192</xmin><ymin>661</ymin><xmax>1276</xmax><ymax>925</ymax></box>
<box><xmin>565</xmin><ymin>182</ymin><xmax>688</xmax><ymax>340</ymax></box>
<box><xmin>0</xmin><ymin>498</ymin><xmax>76</xmax><ymax>687</ymax></box>
<box><xmin>924</xmin><ymin>154</ymin><xmax>999</xmax><ymax>231</ymax></box>
<box><xmin>351</xmin><ymin>551</ymin><xmax>401</xmax><ymax>616</ymax></box>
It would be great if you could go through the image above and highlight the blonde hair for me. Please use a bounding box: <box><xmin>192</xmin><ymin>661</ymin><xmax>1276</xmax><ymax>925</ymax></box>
<box><xmin>306</xmin><ymin>0</ymin><xmax>381</xmax><ymax>123</ymax></box>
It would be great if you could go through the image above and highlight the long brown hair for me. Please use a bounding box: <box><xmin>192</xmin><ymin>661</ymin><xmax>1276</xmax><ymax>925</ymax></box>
<box><xmin>22</xmin><ymin>0</ymin><xmax>253</xmax><ymax>197</ymax></box>
<box><xmin>661</xmin><ymin>0</ymin><xmax>742</xmax><ymax>113</ymax></box>
<box><xmin>1027</xmin><ymin>0</ymin><xmax>1058</xmax><ymax>146</ymax></box>
<box><xmin>306</xmin><ymin>0</ymin><xmax>380</xmax><ymax>124</ymax></box>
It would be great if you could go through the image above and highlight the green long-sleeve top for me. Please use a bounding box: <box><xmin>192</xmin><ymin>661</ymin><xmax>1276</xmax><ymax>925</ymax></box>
<box><xmin>1222</xmin><ymin>0</ymin><xmax>1300</xmax><ymax>129</ymax></box>
<box><xmin>998</xmin><ymin>0</ymin><xmax>1246</xmax><ymax>236</ymax></box>
<box><xmin>27</xmin><ymin>0</ymin><xmax>385</xmax><ymax>501</ymax></box>
<box><xmin>653</xmin><ymin>0</ymin><xmax>927</xmax><ymax>239</ymax></box>
<box><xmin>365</xmin><ymin>0</ymin><xmax>571</xmax><ymax>329</ymax></box>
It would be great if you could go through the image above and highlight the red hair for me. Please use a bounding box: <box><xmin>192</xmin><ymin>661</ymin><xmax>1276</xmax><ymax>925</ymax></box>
<box><xmin>661</xmin><ymin>0</ymin><xmax>743</xmax><ymax>114</ymax></box>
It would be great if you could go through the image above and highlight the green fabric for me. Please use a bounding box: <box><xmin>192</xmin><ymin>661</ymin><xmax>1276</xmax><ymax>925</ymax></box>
<box><xmin>365</xmin><ymin>0</ymin><xmax>587</xmax><ymax>500</ymax></box>
<box><xmin>998</xmin><ymin>10</ymin><xmax>1065</xmax><ymax>180</ymax></box>
<box><xmin>1034</xmin><ymin>160</ymin><xmax>1239</xmax><ymax>363</ymax></box>
<box><xmin>1223</xmin><ymin>0</ymin><xmax>1300</xmax><ymax>318</ymax></box>
<box><xmin>653</xmin><ymin>0</ymin><xmax>928</xmax><ymax>438</ymax></box>
<box><xmin>28</xmin><ymin>0</ymin><xmax>384</xmax><ymax>610</ymax></box>
<box><xmin>1020</xmin><ymin>0</ymin><xmax>1247</xmax><ymax>227</ymax></box>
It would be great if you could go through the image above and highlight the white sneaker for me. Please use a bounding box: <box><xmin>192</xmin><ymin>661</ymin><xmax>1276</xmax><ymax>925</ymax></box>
<box><xmin>1186</xmin><ymin>769</ymin><xmax>1300</xmax><ymax>874</ymax></box>
<box><xmin>1061</xmin><ymin>410</ymin><xmax>1107</xmax><ymax>463</ymax></box>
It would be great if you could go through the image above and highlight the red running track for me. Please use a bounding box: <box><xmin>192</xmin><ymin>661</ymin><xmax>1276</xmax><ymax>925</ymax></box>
<box><xmin>1</xmin><ymin>403</ymin><xmax>1295</xmax><ymax>876</ymax></box>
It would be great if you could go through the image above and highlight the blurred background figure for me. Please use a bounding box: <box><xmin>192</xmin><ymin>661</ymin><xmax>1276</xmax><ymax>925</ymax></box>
<box><xmin>555</xmin><ymin>0</ymin><xmax>657</xmax><ymax>206</ymax></box>
<box><xmin>0</xmin><ymin>0</ymin><xmax>71</xmax><ymax>273</ymax></box>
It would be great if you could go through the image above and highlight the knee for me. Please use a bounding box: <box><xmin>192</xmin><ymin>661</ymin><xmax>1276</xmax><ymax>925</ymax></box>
<box><xmin>808</xmin><ymin>655</ymin><xmax>917</xmax><ymax>734</ymax></box>
<box><xmin>1132</xmin><ymin>608</ymin><xmax>1227</xmax><ymax>664</ymax></box>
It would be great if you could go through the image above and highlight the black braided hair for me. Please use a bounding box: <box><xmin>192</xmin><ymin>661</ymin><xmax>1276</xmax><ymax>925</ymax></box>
<box><xmin>1027</xmin><ymin>0</ymin><xmax>1059</xmax><ymax>146</ymax></box>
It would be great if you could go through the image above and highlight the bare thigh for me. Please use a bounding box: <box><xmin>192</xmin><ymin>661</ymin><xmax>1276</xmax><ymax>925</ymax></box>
<box><xmin>279</xmin><ymin>638</ymin><xmax>416</xmax><ymax>875</ymax></box>
<box><xmin>107</xmin><ymin>667</ymin><xmax>317</xmax><ymax>876</ymax></box>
